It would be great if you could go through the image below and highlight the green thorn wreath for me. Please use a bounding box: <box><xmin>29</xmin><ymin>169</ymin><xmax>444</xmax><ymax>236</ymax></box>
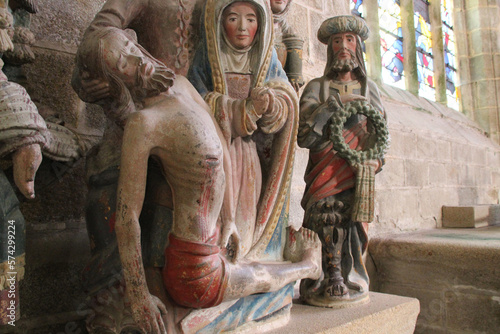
<box><xmin>328</xmin><ymin>100</ymin><xmax>389</xmax><ymax>165</ymax></box>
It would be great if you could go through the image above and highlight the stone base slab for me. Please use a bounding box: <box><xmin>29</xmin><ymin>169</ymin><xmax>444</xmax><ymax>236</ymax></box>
<box><xmin>267</xmin><ymin>292</ymin><xmax>419</xmax><ymax>334</ymax></box>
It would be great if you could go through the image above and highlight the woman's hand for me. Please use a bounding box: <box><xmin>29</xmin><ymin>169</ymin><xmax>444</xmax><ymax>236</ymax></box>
<box><xmin>251</xmin><ymin>87</ymin><xmax>275</xmax><ymax>115</ymax></box>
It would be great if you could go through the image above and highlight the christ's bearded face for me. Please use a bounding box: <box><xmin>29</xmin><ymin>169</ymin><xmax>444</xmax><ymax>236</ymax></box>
<box><xmin>101</xmin><ymin>33</ymin><xmax>174</xmax><ymax>99</ymax></box>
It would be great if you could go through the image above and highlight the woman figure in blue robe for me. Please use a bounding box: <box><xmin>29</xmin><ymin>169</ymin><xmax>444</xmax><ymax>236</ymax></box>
<box><xmin>189</xmin><ymin>0</ymin><xmax>299</xmax><ymax>261</ymax></box>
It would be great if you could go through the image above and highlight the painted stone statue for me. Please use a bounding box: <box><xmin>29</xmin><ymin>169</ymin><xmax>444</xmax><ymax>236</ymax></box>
<box><xmin>73</xmin><ymin>0</ymin><xmax>206</xmax><ymax>105</ymax></box>
<box><xmin>298</xmin><ymin>15</ymin><xmax>389</xmax><ymax>308</ymax></box>
<box><xmin>188</xmin><ymin>0</ymin><xmax>300</xmax><ymax>262</ymax></box>
<box><xmin>270</xmin><ymin>0</ymin><xmax>304</xmax><ymax>92</ymax></box>
<box><xmin>71</xmin><ymin>0</ymin><xmax>206</xmax><ymax>331</ymax></box>
<box><xmin>0</xmin><ymin>51</ymin><xmax>35</xmax><ymax>325</ymax></box>
<box><xmin>74</xmin><ymin>0</ymin><xmax>322</xmax><ymax>332</ymax></box>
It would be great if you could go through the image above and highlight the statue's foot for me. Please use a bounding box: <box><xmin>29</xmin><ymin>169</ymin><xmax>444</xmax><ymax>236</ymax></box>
<box><xmin>284</xmin><ymin>227</ymin><xmax>322</xmax><ymax>280</ymax></box>
<box><xmin>325</xmin><ymin>281</ymin><xmax>349</xmax><ymax>297</ymax></box>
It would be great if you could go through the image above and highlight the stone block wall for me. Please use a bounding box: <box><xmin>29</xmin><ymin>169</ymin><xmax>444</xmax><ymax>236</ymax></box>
<box><xmin>369</xmin><ymin>85</ymin><xmax>500</xmax><ymax>236</ymax></box>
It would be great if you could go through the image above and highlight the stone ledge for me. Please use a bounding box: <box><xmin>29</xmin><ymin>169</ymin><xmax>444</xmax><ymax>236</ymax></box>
<box><xmin>369</xmin><ymin>226</ymin><xmax>500</xmax><ymax>333</ymax></box>
<box><xmin>267</xmin><ymin>292</ymin><xmax>419</xmax><ymax>334</ymax></box>
<box><xmin>370</xmin><ymin>226</ymin><xmax>500</xmax><ymax>291</ymax></box>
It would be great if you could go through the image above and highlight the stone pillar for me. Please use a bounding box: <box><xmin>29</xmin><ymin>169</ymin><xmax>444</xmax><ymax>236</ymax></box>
<box><xmin>453</xmin><ymin>2</ymin><xmax>472</xmax><ymax>118</ymax></box>
<box><xmin>364</xmin><ymin>0</ymin><xmax>382</xmax><ymax>85</ymax></box>
<box><xmin>453</xmin><ymin>0</ymin><xmax>500</xmax><ymax>144</ymax></box>
<box><xmin>429</xmin><ymin>0</ymin><xmax>447</xmax><ymax>105</ymax></box>
<box><xmin>400</xmin><ymin>0</ymin><xmax>419</xmax><ymax>96</ymax></box>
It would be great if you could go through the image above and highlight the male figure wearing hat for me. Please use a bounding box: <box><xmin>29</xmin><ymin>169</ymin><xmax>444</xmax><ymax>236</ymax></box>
<box><xmin>298</xmin><ymin>15</ymin><xmax>386</xmax><ymax>307</ymax></box>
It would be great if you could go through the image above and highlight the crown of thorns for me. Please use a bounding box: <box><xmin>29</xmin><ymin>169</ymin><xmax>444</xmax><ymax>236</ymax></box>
<box><xmin>328</xmin><ymin>101</ymin><xmax>389</xmax><ymax>165</ymax></box>
<box><xmin>318</xmin><ymin>15</ymin><xmax>369</xmax><ymax>44</ymax></box>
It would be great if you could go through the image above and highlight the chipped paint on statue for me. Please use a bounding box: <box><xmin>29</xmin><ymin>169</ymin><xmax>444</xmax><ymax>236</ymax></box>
<box><xmin>298</xmin><ymin>15</ymin><xmax>388</xmax><ymax>308</ymax></box>
<box><xmin>71</xmin><ymin>1</ymin><xmax>207</xmax><ymax>331</ymax></box>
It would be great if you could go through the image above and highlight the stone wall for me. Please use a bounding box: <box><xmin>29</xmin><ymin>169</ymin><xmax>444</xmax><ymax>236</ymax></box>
<box><xmin>370</xmin><ymin>85</ymin><xmax>500</xmax><ymax>236</ymax></box>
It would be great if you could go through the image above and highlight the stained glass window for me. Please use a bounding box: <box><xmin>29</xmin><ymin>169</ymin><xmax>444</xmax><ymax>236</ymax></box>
<box><xmin>414</xmin><ymin>0</ymin><xmax>435</xmax><ymax>101</ymax></box>
<box><xmin>379</xmin><ymin>0</ymin><xmax>405</xmax><ymax>89</ymax></box>
<box><xmin>350</xmin><ymin>0</ymin><xmax>459</xmax><ymax>109</ymax></box>
<box><xmin>350</xmin><ymin>0</ymin><xmax>367</xmax><ymax>62</ymax></box>
<box><xmin>441</xmin><ymin>0</ymin><xmax>459</xmax><ymax>109</ymax></box>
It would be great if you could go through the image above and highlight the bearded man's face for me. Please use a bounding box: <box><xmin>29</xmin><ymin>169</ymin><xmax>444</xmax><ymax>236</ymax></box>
<box><xmin>331</xmin><ymin>48</ymin><xmax>358</xmax><ymax>72</ymax></box>
<box><xmin>330</xmin><ymin>32</ymin><xmax>359</xmax><ymax>73</ymax></box>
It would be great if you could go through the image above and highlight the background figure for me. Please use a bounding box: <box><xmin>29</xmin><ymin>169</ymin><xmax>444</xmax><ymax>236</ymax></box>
<box><xmin>270</xmin><ymin>0</ymin><xmax>304</xmax><ymax>92</ymax></box>
<box><xmin>0</xmin><ymin>2</ymin><xmax>79</xmax><ymax>323</ymax></box>
<box><xmin>297</xmin><ymin>15</ymin><xmax>387</xmax><ymax>308</ymax></box>
<box><xmin>0</xmin><ymin>62</ymin><xmax>38</xmax><ymax>325</ymax></box>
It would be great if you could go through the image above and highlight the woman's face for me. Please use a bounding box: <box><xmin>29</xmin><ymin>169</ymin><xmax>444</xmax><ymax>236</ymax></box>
<box><xmin>222</xmin><ymin>2</ymin><xmax>259</xmax><ymax>50</ymax></box>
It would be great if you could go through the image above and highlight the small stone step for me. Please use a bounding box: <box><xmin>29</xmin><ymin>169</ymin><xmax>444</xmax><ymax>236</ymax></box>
<box><xmin>442</xmin><ymin>205</ymin><xmax>500</xmax><ymax>228</ymax></box>
<box><xmin>267</xmin><ymin>292</ymin><xmax>419</xmax><ymax>334</ymax></box>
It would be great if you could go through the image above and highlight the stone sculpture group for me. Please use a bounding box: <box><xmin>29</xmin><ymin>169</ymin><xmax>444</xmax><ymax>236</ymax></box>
<box><xmin>0</xmin><ymin>0</ymin><xmax>387</xmax><ymax>332</ymax></box>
